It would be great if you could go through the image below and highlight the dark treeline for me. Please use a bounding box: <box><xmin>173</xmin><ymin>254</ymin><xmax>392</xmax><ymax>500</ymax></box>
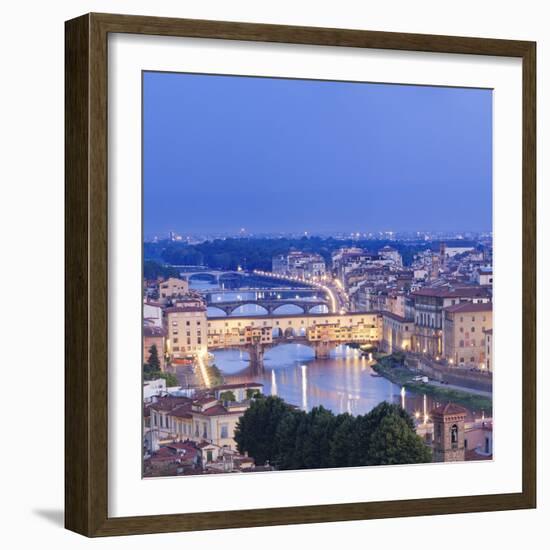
<box><xmin>234</xmin><ymin>396</ymin><xmax>431</xmax><ymax>470</ymax></box>
<box><xmin>143</xmin><ymin>260</ymin><xmax>180</xmax><ymax>280</ymax></box>
<box><xmin>144</xmin><ymin>237</ymin><xmax>447</xmax><ymax>271</ymax></box>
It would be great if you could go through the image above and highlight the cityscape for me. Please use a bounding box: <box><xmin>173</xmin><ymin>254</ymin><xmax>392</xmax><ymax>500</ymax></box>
<box><xmin>142</xmin><ymin>72</ymin><xmax>493</xmax><ymax>477</ymax></box>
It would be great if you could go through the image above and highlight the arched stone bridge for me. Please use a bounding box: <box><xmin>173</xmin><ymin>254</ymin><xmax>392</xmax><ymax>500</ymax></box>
<box><xmin>206</xmin><ymin>298</ymin><xmax>330</xmax><ymax>316</ymax></box>
<box><xmin>171</xmin><ymin>267</ymin><xmax>245</xmax><ymax>283</ymax></box>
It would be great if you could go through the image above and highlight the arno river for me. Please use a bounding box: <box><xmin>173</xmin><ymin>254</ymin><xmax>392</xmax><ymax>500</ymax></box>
<box><xmin>191</xmin><ymin>278</ymin><xmax>475</xmax><ymax>419</ymax></box>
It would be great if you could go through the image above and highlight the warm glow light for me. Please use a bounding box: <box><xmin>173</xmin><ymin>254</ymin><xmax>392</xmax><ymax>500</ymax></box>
<box><xmin>196</xmin><ymin>351</ymin><xmax>211</xmax><ymax>388</ymax></box>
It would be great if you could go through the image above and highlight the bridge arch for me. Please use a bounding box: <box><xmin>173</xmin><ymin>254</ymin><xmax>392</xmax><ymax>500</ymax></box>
<box><xmin>283</xmin><ymin>326</ymin><xmax>297</xmax><ymax>338</ymax></box>
<box><xmin>187</xmin><ymin>272</ymin><xmax>218</xmax><ymax>283</ymax></box>
<box><xmin>206</xmin><ymin>306</ymin><xmax>228</xmax><ymax>317</ymax></box>
<box><xmin>229</xmin><ymin>302</ymin><xmax>270</xmax><ymax>316</ymax></box>
<box><xmin>271</xmin><ymin>303</ymin><xmax>307</xmax><ymax>315</ymax></box>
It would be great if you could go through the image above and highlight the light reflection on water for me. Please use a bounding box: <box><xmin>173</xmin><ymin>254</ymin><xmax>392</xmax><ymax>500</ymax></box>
<box><xmin>213</xmin><ymin>344</ymin><xmax>401</xmax><ymax>416</ymax></box>
<box><xmin>213</xmin><ymin>345</ymin><xmax>480</xmax><ymax>420</ymax></box>
<box><xmin>192</xmin><ymin>279</ymin><xmax>480</xmax><ymax>419</ymax></box>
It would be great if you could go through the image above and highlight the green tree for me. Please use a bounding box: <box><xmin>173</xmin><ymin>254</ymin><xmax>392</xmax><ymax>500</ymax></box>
<box><xmin>207</xmin><ymin>364</ymin><xmax>224</xmax><ymax>386</ymax></box>
<box><xmin>274</xmin><ymin>410</ymin><xmax>303</xmax><ymax>469</ymax></box>
<box><xmin>147</xmin><ymin>344</ymin><xmax>161</xmax><ymax>371</ymax></box>
<box><xmin>234</xmin><ymin>396</ymin><xmax>294</xmax><ymax>465</ymax></box>
<box><xmin>235</xmin><ymin>397</ymin><xmax>431</xmax><ymax>470</ymax></box>
<box><xmin>143</xmin><ymin>260</ymin><xmax>179</xmax><ymax>280</ymax></box>
<box><xmin>246</xmin><ymin>388</ymin><xmax>261</xmax><ymax>399</ymax></box>
<box><xmin>299</xmin><ymin>406</ymin><xmax>337</xmax><ymax>469</ymax></box>
<box><xmin>366</xmin><ymin>413</ymin><xmax>432</xmax><ymax>465</ymax></box>
<box><xmin>219</xmin><ymin>390</ymin><xmax>236</xmax><ymax>403</ymax></box>
<box><xmin>350</xmin><ymin>402</ymin><xmax>429</xmax><ymax>466</ymax></box>
<box><xmin>158</xmin><ymin>371</ymin><xmax>179</xmax><ymax>387</ymax></box>
<box><xmin>329</xmin><ymin>414</ymin><xmax>356</xmax><ymax>468</ymax></box>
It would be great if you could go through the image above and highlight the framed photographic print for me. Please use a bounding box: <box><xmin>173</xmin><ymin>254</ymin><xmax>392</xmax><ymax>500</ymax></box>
<box><xmin>65</xmin><ymin>13</ymin><xmax>536</xmax><ymax>537</ymax></box>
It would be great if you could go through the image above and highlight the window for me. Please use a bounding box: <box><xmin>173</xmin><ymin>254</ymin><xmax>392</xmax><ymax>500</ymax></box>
<box><xmin>220</xmin><ymin>423</ymin><xmax>228</xmax><ymax>438</ymax></box>
<box><xmin>451</xmin><ymin>424</ymin><xmax>459</xmax><ymax>449</ymax></box>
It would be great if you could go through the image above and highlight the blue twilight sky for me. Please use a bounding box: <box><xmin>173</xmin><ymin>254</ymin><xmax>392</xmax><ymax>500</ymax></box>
<box><xmin>143</xmin><ymin>71</ymin><xmax>492</xmax><ymax>237</ymax></box>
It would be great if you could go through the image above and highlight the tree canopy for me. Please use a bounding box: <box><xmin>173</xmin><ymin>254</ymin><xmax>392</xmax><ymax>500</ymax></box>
<box><xmin>235</xmin><ymin>397</ymin><xmax>431</xmax><ymax>469</ymax></box>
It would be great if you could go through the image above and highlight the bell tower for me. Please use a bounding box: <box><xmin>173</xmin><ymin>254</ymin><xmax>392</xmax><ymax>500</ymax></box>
<box><xmin>431</xmin><ymin>403</ymin><xmax>467</xmax><ymax>462</ymax></box>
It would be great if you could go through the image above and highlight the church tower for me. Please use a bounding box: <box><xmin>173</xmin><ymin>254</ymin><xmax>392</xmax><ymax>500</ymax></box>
<box><xmin>431</xmin><ymin>403</ymin><xmax>467</xmax><ymax>462</ymax></box>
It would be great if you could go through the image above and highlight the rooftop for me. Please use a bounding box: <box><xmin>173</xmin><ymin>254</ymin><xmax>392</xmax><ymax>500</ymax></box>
<box><xmin>444</xmin><ymin>302</ymin><xmax>493</xmax><ymax>313</ymax></box>
<box><xmin>431</xmin><ymin>402</ymin><xmax>468</xmax><ymax>416</ymax></box>
<box><xmin>165</xmin><ymin>306</ymin><xmax>207</xmax><ymax>314</ymax></box>
<box><xmin>412</xmin><ymin>286</ymin><xmax>491</xmax><ymax>299</ymax></box>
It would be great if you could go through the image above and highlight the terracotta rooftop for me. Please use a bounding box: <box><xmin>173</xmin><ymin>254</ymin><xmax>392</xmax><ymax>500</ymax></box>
<box><xmin>412</xmin><ymin>286</ymin><xmax>491</xmax><ymax>299</ymax></box>
<box><xmin>170</xmin><ymin>403</ymin><xmax>193</xmax><ymax>418</ymax></box>
<box><xmin>381</xmin><ymin>311</ymin><xmax>413</xmax><ymax>323</ymax></box>
<box><xmin>431</xmin><ymin>402</ymin><xmax>468</xmax><ymax>416</ymax></box>
<box><xmin>199</xmin><ymin>404</ymin><xmax>230</xmax><ymax>416</ymax></box>
<box><xmin>165</xmin><ymin>306</ymin><xmax>206</xmax><ymax>314</ymax></box>
<box><xmin>444</xmin><ymin>302</ymin><xmax>493</xmax><ymax>313</ymax></box>
<box><xmin>149</xmin><ymin>395</ymin><xmax>191</xmax><ymax>412</ymax></box>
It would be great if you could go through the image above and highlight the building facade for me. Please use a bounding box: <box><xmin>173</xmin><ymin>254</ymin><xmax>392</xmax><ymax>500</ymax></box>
<box><xmin>442</xmin><ymin>302</ymin><xmax>492</xmax><ymax>368</ymax></box>
<box><xmin>272</xmin><ymin>251</ymin><xmax>326</xmax><ymax>279</ymax></box>
<box><xmin>381</xmin><ymin>312</ymin><xmax>414</xmax><ymax>353</ymax></box>
<box><xmin>484</xmin><ymin>328</ymin><xmax>493</xmax><ymax>371</ymax></box>
<box><xmin>143</xmin><ymin>325</ymin><xmax>167</xmax><ymax>368</ymax></box>
<box><xmin>412</xmin><ymin>286</ymin><xmax>492</xmax><ymax>358</ymax></box>
<box><xmin>431</xmin><ymin>403</ymin><xmax>467</xmax><ymax>462</ymax></box>
<box><xmin>165</xmin><ymin>305</ymin><xmax>208</xmax><ymax>359</ymax></box>
<box><xmin>159</xmin><ymin>277</ymin><xmax>190</xmax><ymax>303</ymax></box>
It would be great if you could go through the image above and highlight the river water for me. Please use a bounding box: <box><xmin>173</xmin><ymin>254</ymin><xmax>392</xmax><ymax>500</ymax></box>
<box><xmin>191</xmin><ymin>278</ymin><xmax>478</xmax><ymax>419</ymax></box>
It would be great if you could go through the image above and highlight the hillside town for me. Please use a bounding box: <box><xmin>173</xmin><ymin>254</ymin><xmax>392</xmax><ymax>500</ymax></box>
<box><xmin>143</xmin><ymin>237</ymin><xmax>494</xmax><ymax>476</ymax></box>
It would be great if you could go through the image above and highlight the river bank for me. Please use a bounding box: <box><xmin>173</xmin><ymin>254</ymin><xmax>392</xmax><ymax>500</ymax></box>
<box><xmin>372</xmin><ymin>354</ymin><xmax>493</xmax><ymax>412</ymax></box>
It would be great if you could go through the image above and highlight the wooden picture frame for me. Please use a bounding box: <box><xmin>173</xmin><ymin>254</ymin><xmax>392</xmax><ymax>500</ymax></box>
<box><xmin>65</xmin><ymin>12</ymin><xmax>536</xmax><ymax>537</ymax></box>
